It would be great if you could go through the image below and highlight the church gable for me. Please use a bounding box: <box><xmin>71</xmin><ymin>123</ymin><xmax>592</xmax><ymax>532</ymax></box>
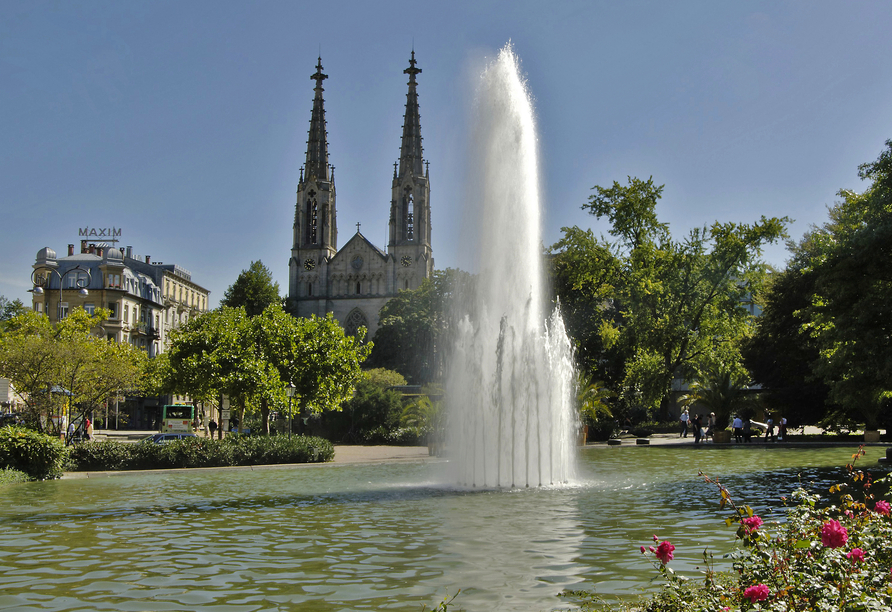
<box><xmin>327</xmin><ymin>232</ymin><xmax>389</xmax><ymax>297</ymax></box>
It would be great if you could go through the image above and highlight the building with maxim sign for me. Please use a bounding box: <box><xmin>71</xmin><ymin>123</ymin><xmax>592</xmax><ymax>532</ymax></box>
<box><xmin>288</xmin><ymin>52</ymin><xmax>434</xmax><ymax>338</ymax></box>
<box><xmin>31</xmin><ymin>241</ymin><xmax>209</xmax><ymax>357</ymax></box>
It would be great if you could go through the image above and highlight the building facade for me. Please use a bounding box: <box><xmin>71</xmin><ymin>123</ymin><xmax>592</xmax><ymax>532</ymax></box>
<box><xmin>31</xmin><ymin>241</ymin><xmax>210</xmax><ymax>357</ymax></box>
<box><xmin>288</xmin><ymin>53</ymin><xmax>433</xmax><ymax>337</ymax></box>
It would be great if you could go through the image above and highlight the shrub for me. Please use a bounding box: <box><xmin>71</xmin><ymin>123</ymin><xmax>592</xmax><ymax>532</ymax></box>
<box><xmin>579</xmin><ymin>448</ymin><xmax>892</xmax><ymax>612</ymax></box>
<box><xmin>0</xmin><ymin>466</ymin><xmax>31</xmax><ymax>485</ymax></box>
<box><xmin>0</xmin><ymin>425</ymin><xmax>68</xmax><ymax>480</ymax></box>
<box><xmin>66</xmin><ymin>434</ymin><xmax>334</xmax><ymax>471</ymax></box>
<box><xmin>587</xmin><ymin>418</ymin><xmax>618</xmax><ymax>442</ymax></box>
<box><xmin>67</xmin><ymin>440</ymin><xmax>134</xmax><ymax>471</ymax></box>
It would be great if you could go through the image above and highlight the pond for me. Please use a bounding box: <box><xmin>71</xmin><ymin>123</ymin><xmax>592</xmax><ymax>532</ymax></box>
<box><xmin>0</xmin><ymin>445</ymin><xmax>884</xmax><ymax>611</ymax></box>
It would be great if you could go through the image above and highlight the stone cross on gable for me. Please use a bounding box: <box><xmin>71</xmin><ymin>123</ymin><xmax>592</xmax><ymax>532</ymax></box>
<box><xmin>356</xmin><ymin>222</ymin><xmax>361</xmax><ymax>233</ymax></box>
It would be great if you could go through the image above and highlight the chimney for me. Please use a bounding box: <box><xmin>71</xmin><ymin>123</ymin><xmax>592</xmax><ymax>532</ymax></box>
<box><xmin>81</xmin><ymin>240</ymin><xmax>88</xmax><ymax>253</ymax></box>
<box><xmin>68</xmin><ymin>244</ymin><xmax>74</xmax><ymax>256</ymax></box>
<box><xmin>145</xmin><ymin>255</ymin><xmax>151</xmax><ymax>264</ymax></box>
<box><xmin>126</xmin><ymin>246</ymin><xmax>133</xmax><ymax>258</ymax></box>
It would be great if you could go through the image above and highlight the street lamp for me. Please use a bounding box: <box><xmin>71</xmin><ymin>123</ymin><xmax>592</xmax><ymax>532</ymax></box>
<box><xmin>31</xmin><ymin>265</ymin><xmax>92</xmax><ymax>322</ymax></box>
<box><xmin>286</xmin><ymin>382</ymin><xmax>296</xmax><ymax>439</ymax></box>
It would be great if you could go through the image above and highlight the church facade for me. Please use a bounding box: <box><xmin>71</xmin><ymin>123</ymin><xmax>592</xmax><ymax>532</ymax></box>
<box><xmin>288</xmin><ymin>53</ymin><xmax>433</xmax><ymax>338</ymax></box>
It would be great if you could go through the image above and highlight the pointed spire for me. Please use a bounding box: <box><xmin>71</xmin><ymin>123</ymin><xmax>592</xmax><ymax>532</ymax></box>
<box><xmin>398</xmin><ymin>50</ymin><xmax>424</xmax><ymax>177</ymax></box>
<box><xmin>305</xmin><ymin>57</ymin><xmax>329</xmax><ymax>182</ymax></box>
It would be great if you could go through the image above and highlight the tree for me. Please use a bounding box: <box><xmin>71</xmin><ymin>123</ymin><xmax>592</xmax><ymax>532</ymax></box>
<box><xmin>0</xmin><ymin>296</ymin><xmax>27</xmax><ymax>332</ymax></box>
<box><xmin>0</xmin><ymin>308</ymin><xmax>146</xmax><ymax>432</ymax></box>
<box><xmin>795</xmin><ymin>141</ymin><xmax>892</xmax><ymax>430</ymax></box>
<box><xmin>552</xmin><ymin>176</ymin><xmax>789</xmax><ymax>420</ymax></box>
<box><xmin>368</xmin><ymin>268</ymin><xmax>473</xmax><ymax>384</ymax></box>
<box><xmin>742</xmin><ymin>264</ymin><xmax>833</xmax><ymax>426</ymax></box>
<box><xmin>221</xmin><ymin>260</ymin><xmax>281</xmax><ymax>316</ymax></box>
<box><xmin>165</xmin><ymin>305</ymin><xmax>370</xmax><ymax>435</ymax></box>
<box><xmin>678</xmin><ymin>364</ymin><xmax>757</xmax><ymax>429</ymax></box>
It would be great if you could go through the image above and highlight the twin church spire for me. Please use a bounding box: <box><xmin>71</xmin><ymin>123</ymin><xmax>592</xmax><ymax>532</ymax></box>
<box><xmin>304</xmin><ymin>57</ymin><xmax>330</xmax><ymax>183</ymax></box>
<box><xmin>289</xmin><ymin>51</ymin><xmax>433</xmax><ymax>318</ymax></box>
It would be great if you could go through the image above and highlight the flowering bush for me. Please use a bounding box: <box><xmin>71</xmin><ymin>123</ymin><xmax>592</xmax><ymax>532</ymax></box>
<box><xmin>742</xmin><ymin>583</ymin><xmax>769</xmax><ymax>603</ymax></box>
<box><xmin>599</xmin><ymin>448</ymin><xmax>892</xmax><ymax>611</ymax></box>
<box><xmin>820</xmin><ymin>518</ymin><xmax>848</xmax><ymax>548</ymax></box>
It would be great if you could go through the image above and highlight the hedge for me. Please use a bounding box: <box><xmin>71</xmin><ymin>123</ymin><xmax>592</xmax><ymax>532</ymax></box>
<box><xmin>66</xmin><ymin>434</ymin><xmax>334</xmax><ymax>472</ymax></box>
<box><xmin>0</xmin><ymin>425</ymin><xmax>68</xmax><ymax>480</ymax></box>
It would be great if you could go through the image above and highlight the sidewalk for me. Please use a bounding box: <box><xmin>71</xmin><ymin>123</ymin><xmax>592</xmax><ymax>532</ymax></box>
<box><xmin>587</xmin><ymin>427</ymin><xmax>889</xmax><ymax>448</ymax></box>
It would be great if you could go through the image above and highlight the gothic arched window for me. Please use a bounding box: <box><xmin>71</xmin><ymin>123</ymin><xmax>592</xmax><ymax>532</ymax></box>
<box><xmin>344</xmin><ymin>308</ymin><xmax>368</xmax><ymax>338</ymax></box>
<box><xmin>306</xmin><ymin>190</ymin><xmax>318</xmax><ymax>244</ymax></box>
<box><xmin>403</xmin><ymin>188</ymin><xmax>414</xmax><ymax>241</ymax></box>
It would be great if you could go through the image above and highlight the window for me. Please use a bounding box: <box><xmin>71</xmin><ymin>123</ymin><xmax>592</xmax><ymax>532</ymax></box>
<box><xmin>34</xmin><ymin>302</ymin><xmax>43</xmax><ymax>314</ymax></box>
<box><xmin>108</xmin><ymin>302</ymin><xmax>118</xmax><ymax>319</ymax></box>
<box><xmin>124</xmin><ymin>304</ymin><xmax>129</xmax><ymax>322</ymax></box>
<box><xmin>356</xmin><ymin>281</ymin><xmax>361</xmax><ymax>295</ymax></box>
<box><xmin>84</xmin><ymin>303</ymin><xmax>95</xmax><ymax>315</ymax></box>
<box><xmin>307</xmin><ymin>282</ymin><xmax>313</xmax><ymax>297</ymax></box>
<box><xmin>106</xmin><ymin>273</ymin><xmax>121</xmax><ymax>289</ymax></box>
<box><xmin>58</xmin><ymin>302</ymin><xmax>69</xmax><ymax>320</ymax></box>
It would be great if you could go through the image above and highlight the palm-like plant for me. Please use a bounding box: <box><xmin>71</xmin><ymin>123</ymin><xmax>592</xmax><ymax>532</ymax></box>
<box><xmin>576</xmin><ymin>373</ymin><xmax>614</xmax><ymax>426</ymax></box>
<box><xmin>679</xmin><ymin>366</ymin><xmax>756</xmax><ymax>430</ymax></box>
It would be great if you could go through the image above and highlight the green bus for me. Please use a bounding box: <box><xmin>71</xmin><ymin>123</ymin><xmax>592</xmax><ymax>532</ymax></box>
<box><xmin>161</xmin><ymin>404</ymin><xmax>194</xmax><ymax>433</ymax></box>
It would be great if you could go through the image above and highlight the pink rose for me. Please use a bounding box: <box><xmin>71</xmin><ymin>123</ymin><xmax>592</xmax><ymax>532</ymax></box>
<box><xmin>654</xmin><ymin>540</ymin><xmax>675</xmax><ymax>564</ymax></box>
<box><xmin>847</xmin><ymin>548</ymin><xmax>866</xmax><ymax>563</ymax></box>
<box><xmin>741</xmin><ymin>515</ymin><xmax>763</xmax><ymax>534</ymax></box>
<box><xmin>743</xmin><ymin>583</ymin><xmax>770</xmax><ymax>603</ymax></box>
<box><xmin>821</xmin><ymin>519</ymin><xmax>848</xmax><ymax>548</ymax></box>
<box><xmin>875</xmin><ymin>500</ymin><xmax>891</xmax><ymax>515</ymax></box>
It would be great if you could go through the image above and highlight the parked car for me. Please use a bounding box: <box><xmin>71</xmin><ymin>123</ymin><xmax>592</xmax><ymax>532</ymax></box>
<box><xmin>143</xmin><ymin>433</ymin><xmax>198</xmax><ymax>444</ymax></box>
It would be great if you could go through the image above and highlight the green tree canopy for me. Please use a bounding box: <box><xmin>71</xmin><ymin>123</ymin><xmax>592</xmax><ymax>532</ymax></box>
<box><xmin>221</xmin><ymin>260</ymin><xmax>281</xmax><ymax>316</ymax></box>
<box><xmin>552</xmin><ymin>176</ymin><xmax>789</xmax><ymax>420</ymax></box>
<box><xmin>368</xmin><ymin>268</ymin><xmax>473</xmax><ymax>384</ymax></box>
<box><xmin>165</xmin><ymin>305</ymin><xmax>370</xmax><ymax>434</ymax></box>
<box><xmin>0</xmin><ymin>296</ymin><xmax>27</xmax><ymax>332</ymax></box>
<box><xmin>0</xmin><ymin>308</ymin><xmax>146</xmax><ymax>432</ymax></box>
<box><xmin>793</xmin><ymin>140</ymin><xmax>892</xmax><ymax>429</ymax></box>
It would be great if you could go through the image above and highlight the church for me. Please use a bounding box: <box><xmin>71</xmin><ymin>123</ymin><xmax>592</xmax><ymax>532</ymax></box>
<box><xmin>288</xmin><ymin>52</ymin><xmax>433</xmax><ymax>338</ymax></box>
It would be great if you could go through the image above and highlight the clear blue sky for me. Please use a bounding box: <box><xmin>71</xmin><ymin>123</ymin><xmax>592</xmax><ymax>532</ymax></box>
<box><xmin>2</xmin><ymin>1</ymin><xmax>891</xmax><ymax>308</ymax></box>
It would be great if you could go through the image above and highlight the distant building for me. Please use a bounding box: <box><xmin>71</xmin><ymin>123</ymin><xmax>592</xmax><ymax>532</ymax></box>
<box><xmin>29</xmin><ymin>241</ymin><xmax>211</xmax><ymax>430</ymax></box>
<box><xmin>31</xmin><ymin>241</ymin><xmax>210</xmax><ymax>356</ymax></box>
<box><xmin>288</xmin><ymin>53</ymin><xmax>434</xmax><ymax>337</ymax></box>
<box><xmin>0</xmin><ymin>378</ymin><xmax>23</xmax><ymax>412</ymax></box>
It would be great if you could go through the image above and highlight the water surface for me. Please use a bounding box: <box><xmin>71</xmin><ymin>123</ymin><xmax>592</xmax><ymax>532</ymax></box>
<box><xmin>0</xmin><ymin>446</ymin><xmax>881</xmax><ymax>611</ymax></box>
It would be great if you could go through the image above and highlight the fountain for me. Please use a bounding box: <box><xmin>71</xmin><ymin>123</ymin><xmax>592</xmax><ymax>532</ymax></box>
<box><xmin>447</xmin><ymin>45</ymin><xmax>577</xmax><ymax>488</ymax></box>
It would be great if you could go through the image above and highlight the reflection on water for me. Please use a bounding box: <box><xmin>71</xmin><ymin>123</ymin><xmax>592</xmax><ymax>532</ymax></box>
<box><xmin>0</xmin><ymin>447</ymin><xmax>882</xmax><ymax>611</ymax></box>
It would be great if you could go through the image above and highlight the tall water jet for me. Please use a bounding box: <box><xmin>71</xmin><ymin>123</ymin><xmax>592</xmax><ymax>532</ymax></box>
<box><xmin>447</xmin><ymin>45</ymin><xmax>576</xmax><ymax>488</ymax></box>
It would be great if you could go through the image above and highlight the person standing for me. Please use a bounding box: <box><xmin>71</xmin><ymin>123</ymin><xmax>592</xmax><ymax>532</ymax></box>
<box><xmin>706</xmin><ymin>412</ymin><xmax>716</xmax><ymax>441</ymax></box>
<box><xmin>680</xmin><ymin>409</ymin><xmax>689</xmax><ymax>438</ymax></box>
<box><xmin>85</xmin><ymin>417</ymin><xmax>93</xmax><ymax>441</ymax></box>
<box><xmin>765</xmin><ymin>414</ymin><xmax>775</xmax><ymax>442</ymax></box>
<box><xmin>732</xmin><ymin>415</ymin><xmax>743</xmax><ymax>443</ymax></box>
<box><xmin>693</xmin><ymin>414</ymin><xmax>702</xmax><ymax>443</ymax></box>
<box><xmin>778</xmin><ymin>416</ymin><xmax>787</xmax><ymax>441</ymax></box>
<box><xmin>66</xmin><ymin>421</ymin><xmax>76</xmax><ymax>446</ymax></box>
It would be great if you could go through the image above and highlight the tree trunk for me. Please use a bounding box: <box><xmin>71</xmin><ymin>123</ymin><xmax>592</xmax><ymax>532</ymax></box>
<box><xmin>260</xmin><ymin>397</ymin><xmax>270</xmax><ymax>435</ymax></box>
<box><xmin>237</xmin><ymin>398</ymin><xmax>246</xmax><ymax>434</ymax></box>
